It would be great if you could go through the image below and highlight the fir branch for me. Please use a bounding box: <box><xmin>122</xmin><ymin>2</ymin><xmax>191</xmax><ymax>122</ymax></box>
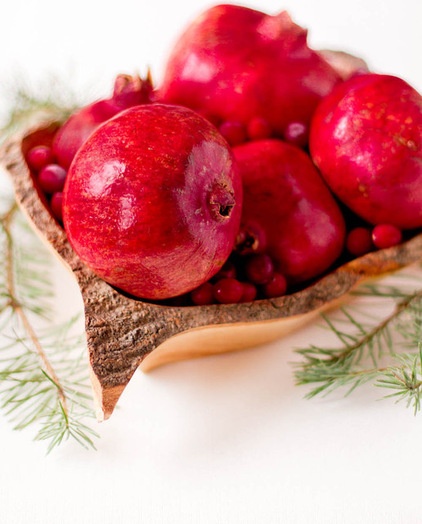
<box><xmin>294</xmin><ymin>281</ymin><xmax>422</xmax><ymax>413</ymax></box>
<box><xmin>0</xmin><ymin>73</ymin><xmax>83</xmax><ymax>142</ymax></box>
<box><xmin>0</xmin><ymin>195</ymin><xmax>98</xmax><ymax>452</ymax></box>
<box><xmin>375</xmin><ymin>344</ymin><xmax>422</xmax><ymax>415</ymax></box>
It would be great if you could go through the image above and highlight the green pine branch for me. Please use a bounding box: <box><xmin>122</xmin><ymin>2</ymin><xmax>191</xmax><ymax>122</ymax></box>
<box><xmin>0</xmin><ymin>195</ymin><xmax>99</xmax><ymax>452</ymax></box>
<box><xmin>294</xmin><ymin>277</ymin><xmax>422</xmax><ymax>413</ymax></box>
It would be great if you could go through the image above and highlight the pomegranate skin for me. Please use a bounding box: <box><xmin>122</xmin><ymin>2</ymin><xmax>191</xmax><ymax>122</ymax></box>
<box><xmin>233</xmin><ymin>139</ymin><xmax>346</xmax><ymax>284</ymax></box>
<box><xmin>62</xmin><ymin>104</ymin><xmax>242</xmax><ymax>300</ymax></box>
<box><xmin>53</xmin><ymin>74</ymin><xmax>153</xmax><ymax>169</ymax></box>
<box><xmin>310</xmin><ymin>73</ymin><xmax>422</xmax><ymax>229</ymax></box>
<box><xmin>316</xmin><ymin>50</ymin><xmax>370</xmax><ymax>80</ymax></box>
<box><xmin>158</xmin><ymin>4</ymin><xmax>341</xmax><ymax>138</ymax></box>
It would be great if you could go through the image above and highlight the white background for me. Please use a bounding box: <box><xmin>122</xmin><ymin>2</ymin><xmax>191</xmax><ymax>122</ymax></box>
<box><xmin>0</xmin><ymin>0</ymin><xmax>422</xmax><ymax>523</ymax></box>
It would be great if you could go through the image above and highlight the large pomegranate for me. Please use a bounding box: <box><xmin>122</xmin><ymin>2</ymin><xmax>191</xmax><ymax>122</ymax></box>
<box><xmin>62</xmin><ymin>104</ymin><xmax>243</xmax><ymax>300</ymax></box>
<box><xmin>233</xmin><ymin>139</ymin><xmax>346</xmax><ymax>284</ymax></box>
<box><xmin>310</xmin><ymin>73</ymin><xmax>422</xmax><ymax>229</ymax></box>
<box><xmin>158</xmin><ymin>4</ymin><xmax>341</xmax><ymax>142</ymax></box>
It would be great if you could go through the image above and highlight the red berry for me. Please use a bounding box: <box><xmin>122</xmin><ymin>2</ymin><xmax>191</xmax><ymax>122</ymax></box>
<box><xmin>372</xmin><ymin>224</ymin><xmax>403</xmax><ymax>249</ymax></box>
<box><xmin>283</xmin><ymin>122</ymin><xmax>308</xmax><ymax>148</ymax></box>
<box><xmin>213</xmin><ymin>278</ymin><xmax>244</xmax><ymax>304</ymax></box>
<box><xmin>50</xmin><ymin>192</ymin><xmax>63</xmax><ymax>222</ymax></box>
<box><xmin>38</xmin><ymin>164</ymin><xmax>67</xmax><ymax>194</ymax></box>
<box><xmin>240</xmin><ymin>282</ymin><xmax>257</xmax><ymax>302</ymax></box>
<box><xmin>26</xmin><ymin>145</ymin><xmax>55</xmax><ymax>171</ymax></box>
<box><xmin>346</xmin><ymin>227</ymin><xmax>373</xmax><ymax>256</ymax></box>
<box><xmin>219</xmin><ymin>121</ymin><xmax>247</xmax><ymax>146</ymax></box>
<box><xmin>244</xmin><ymin>253</ymin><xmax>274</xmax><ymax>284</ymax></box>
<box><xmin>213</xmin><ymin>260</ymin><xmax>237</xmax><ymax>281</ymax></box>
<box><xmin>190</xmin><ymin>282</ymin><xmax>214</xmax><ymax>305</ymax></box>
<box><xmin>262</xmin><ymin>272</ymin><xmax>287</xmax><ymax>298</ymax></box>
<box><xmin>247</xmin><ymin>117</ymin><xmax>272</xmax><ymax>140</ymax></box>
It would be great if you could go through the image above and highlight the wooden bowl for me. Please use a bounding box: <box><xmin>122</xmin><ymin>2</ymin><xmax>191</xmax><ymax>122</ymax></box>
<box><xmin>2</xmin><ymin>121</ymin><xmax>421</xmax><ymax>420</ymax></box>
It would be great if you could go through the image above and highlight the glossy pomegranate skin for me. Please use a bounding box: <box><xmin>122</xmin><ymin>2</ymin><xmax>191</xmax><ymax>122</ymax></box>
<box><xmin>310</xmin><ymin>73</ymin><xmax>422</xmax><ymax>229</ymax></box>
<box><xmin>233</xmin><ymin>139</ymin><xmax>346</xmax><ymax>284</ymax></box>
<box><xmin>62</xmin><ymin>104</ymin><xmax>242</xmax><ymax>300</ymax></box>
<box><xmin>158</xmin><ymin>4</ymin><xmax>341</xmax><ymax>137</ymax></box>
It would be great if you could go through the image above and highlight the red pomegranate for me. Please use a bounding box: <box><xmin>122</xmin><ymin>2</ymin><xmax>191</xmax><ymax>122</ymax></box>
<box><xmin>233</xmin><ymin>139</ymin><xmax>346</xmax><ymax>284</ymax></box>
<box><xmin>53</xmin><ymin>73</ymin><xmax>153</xmax><ymax>169</ymax></box>
<box><xmin>310</xmin><ymin>73</ymin><xmax>422</xmax><ymax>229</ymax></box>
<box><xmin>62</xmin><ymin>104</ymin><xmax>243</xmax><ymax>300</ymax></box>
<box><xmin>158</xmin><ymin>4</ymin><xmax>341</xmax><ymax>143</ymax></box>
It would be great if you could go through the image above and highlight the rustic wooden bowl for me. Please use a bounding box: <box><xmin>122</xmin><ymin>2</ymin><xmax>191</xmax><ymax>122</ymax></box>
<box><xmin>2</xmin><ymin>121</ymin><xmax>421</xmax><ymax>420</ymax></box>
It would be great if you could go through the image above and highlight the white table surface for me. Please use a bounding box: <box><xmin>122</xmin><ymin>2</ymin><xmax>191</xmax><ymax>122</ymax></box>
<box><xmin>0</xmin><ymin>1</ymin><xmax>421</xmax><ymax>523</ymax></box>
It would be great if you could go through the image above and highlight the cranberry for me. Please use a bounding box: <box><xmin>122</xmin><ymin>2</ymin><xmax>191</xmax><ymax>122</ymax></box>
<box><xmin>26</xmin><ymin>145</ymin><xmax>55</xmax><ymax>171</ymax></box>
<box><xmin>283</xmin><ymin>122</ymin><xmax>308</xmax><ymax>148</ymax></box>
<box><xmin>213</xmin><ymin>278</ymin><xmax>244</xmax><ymax>304</ymax></box>
<box><xmin>240</xmin><ymin>282</ymin><xmax>257</xmax><ymax>302</ymax></box>
<box><xmin>218</xmin><ymin>121</ymin><xmax>247</xmax><ymax>146</ymax></box>
<box><xmin>190</xmin><ymin>282</ymin><xmax>214</xmax><ymax>305</ymax></box>
<box><xmin>372</xmin><ymin>224</ymin><xmax>403</xmax><ymax>249</ymax></box>
<box><xmin>38</xmin><ymin>164</ymin><xmax>67</xmax><ymax>194</ymax></box>
<box><xmin>244</xmin><ymin>253</ymin><xmax>274</xmax><ymax>284</ymax></box>
<box><xmin>346</xmin><ymin>227</ymin><xmax>373</xmax><ymax>256</ymax></box>
<box><xmin>50</xmin><ymin>192</ymin><xmax>64</xmax><ymax>222</ymax></box>
<box><xmin>262</xmin><ymin>272</ymin><xmax>287</xmax><ymax>298</ymax></box>
<box><xmin>213</xmin><ymin>260</ymin><xmax>237</xmax><ymax>281</ymax></box>
<box><xmin>247</xmin><ymin>117</ymin><xmax>272</xmax><ymax>140</ymax></box>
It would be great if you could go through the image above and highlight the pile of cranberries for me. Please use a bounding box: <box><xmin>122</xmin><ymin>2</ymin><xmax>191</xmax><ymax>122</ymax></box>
<box><xmin>26</xmin><ymin>146</ymin><xmax>65</xmax><ymax>222</ymax></box>
<box><xmin>23</xmin><ymin>4</ymin><xmax>422</xmax><ymax>306</ymax></box>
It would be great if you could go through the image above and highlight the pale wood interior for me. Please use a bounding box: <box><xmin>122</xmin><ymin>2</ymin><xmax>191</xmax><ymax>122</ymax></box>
<box><xmin>140</xmin><ymin>307</ymin><xmax>326</xmax><ymax>372</ymax></box>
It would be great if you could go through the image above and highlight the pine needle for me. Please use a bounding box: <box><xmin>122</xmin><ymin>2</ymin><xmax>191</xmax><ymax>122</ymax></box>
<box><xmin>294</xmin><ymin>278</ymin><xmax>422</xmax><ymax>414</ymax></box>
<box><xmin>0</xmin><ymin>194</ymin><xmax>99</xmax><ymax>452</ymax></box>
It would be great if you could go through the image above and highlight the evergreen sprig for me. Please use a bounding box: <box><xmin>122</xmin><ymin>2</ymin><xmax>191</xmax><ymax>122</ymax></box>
<box><xmin>295</xmin><ymin>274</ymin><xmax>422</xmax><ymax>413</ymax></box>
<box><xmin>0</xmin><ymin>194</ymin><xmax>98</xmax><ymax>452</ymax></box>
<box><xmin>0</xmin><ymin>73</ymin><xmax>86</xmax><ymax>141</ymax></box>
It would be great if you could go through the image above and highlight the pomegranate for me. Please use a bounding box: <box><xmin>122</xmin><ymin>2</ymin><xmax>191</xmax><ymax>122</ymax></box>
<box><xmin>310</xmin><ymin>73</ymin><xmax>422</xmax><ymax>229</ymax></box>
<box><xmin>232</xmin><ymin>139</ymin><xmax>346</xmax><ymax>284</ymax></box>
<box><xmin>53</xmin><ymin>73</ymin><xmax>153</xmax><ymax>169</ymax></box>
<box><xmin>62</xmin><ymin>104</ymin><xmax>242</xmax><ymax>300</ymax></box>
<box><xmin>158</xmin><ymin>4</ymin><xmax>341</xmax><ymax>143</ymax></box>
<box><xmin>317</xmin><ymin>49</ymin><xmax>370</xmax><ymax>80</ymax></box>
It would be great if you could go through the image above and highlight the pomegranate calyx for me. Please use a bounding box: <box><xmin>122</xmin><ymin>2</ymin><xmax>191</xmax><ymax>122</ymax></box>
<box><xmin>208</xmin><ymin>183</ymin><xmax>236</xmax><ymax>221</ymax></box>
<box><xmin>257</xmin><ymin>10</ymin><xmax>305</xmax><ymax>42</ymax></box>
<box><xmin>112</xmin><ymin>71</ymin><xmax>154</xmax><ymax>107</ymax></box>
<box><xmin>235</xmin><ymin>222</ymin><xmax>267</xmax><ymax>255</ymax></box>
